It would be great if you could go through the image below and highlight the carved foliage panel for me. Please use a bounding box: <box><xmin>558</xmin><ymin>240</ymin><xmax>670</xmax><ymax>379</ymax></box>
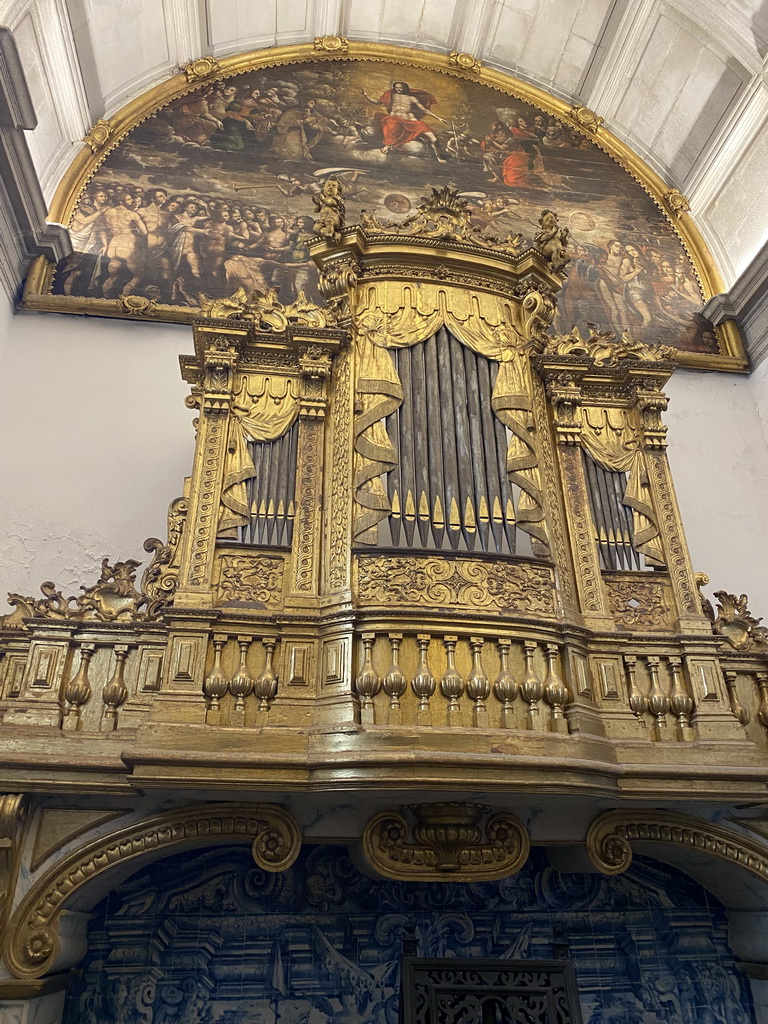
<box><xmin>356</xmin><ymin>554</ymin><xmax>555</xmax><ymax>617</ymax></box>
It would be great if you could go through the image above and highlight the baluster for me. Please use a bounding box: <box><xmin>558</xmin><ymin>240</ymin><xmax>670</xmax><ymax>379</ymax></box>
<box><xmin>254</xmin><ymin>637</ymin><xmax>278</xmax><ymax>718</ymax></box>
<box><xmin>412</xmin><ymin>634</ymin><xmax>436</xmax><ymax>727</ymax></box>
<box><xmin>467</xmin><ymin>637</ymin><xmax>490</xmax><ymax>729</ymax></box>
<box><xmin>383</xmin><ymin>633</ymin><xmax>407</xmax><ymax>726</ymax></box>
<box><xmin>646</xmin><ymin>655</ymin><xmax>671</xmax><ymax>741</ymax></box>
<box><xmin>722</xmin><ymin>670</ymin><xmax>749</xmax><ymax>727</ymax></box>
<box><xmin>62</xmin><ymin>643</ymin><xmax>95</xmax><ymax>731</ymax></box>
<box><xmin>623</xmin><ymin>655</ymin><xmax>648</xmax><ymax>728</ymax></box>
<box><xmin>441</xmin><ymin>635</ymin><xmax>464</xmax><ymax>727</ymax></box>
<box><xmin>543</xmin><ymin>643</ymin><xmax>568</xmax><ymax>734</ymax></box>
<box><xmin>755</xmin><ymin>672</ymin><xmax>768</xmax><ymax>729</ymax></box>
<box><xmin>521</xmin><ymin>641</ymin><xmax>543</xmax><ymax>729</ymax></box>
<box><xmin>230</xmin><ymin>636</ymin><xmax>255</xmax><ymax>725</ymax></box>
<box><xmin>355</xmin><ymin>632</ymin><xmax>381</xmax><ymax>726</ymax></box>
<box><xmin>494</xmin><ymin>638</ymin><xmax>518</xmax><ymax>729</ymax></box>
<box><xmin>102</xmin><ymin>645</ymin><xmax>130</xmax><ymax>731</ymax></box>
<box><xmin>668</xmin><ymin>656</ymin><xmax>694</xmax><ymax>741</ymax></box>
<box><xmin>203</xmin><ymin>635</ymin><xmax>228</xmax><ymax>723</ymax></box>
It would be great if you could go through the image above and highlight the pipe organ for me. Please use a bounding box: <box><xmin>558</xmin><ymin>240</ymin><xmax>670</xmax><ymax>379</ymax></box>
<box><xmin>3</xmin><ymin>184</ymin><xmax>768</xmax><ymax>965</ymax></box>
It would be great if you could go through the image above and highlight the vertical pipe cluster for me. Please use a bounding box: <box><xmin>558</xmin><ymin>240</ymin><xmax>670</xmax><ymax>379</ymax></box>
<box><xmin>384</xmin><ymin>329</ymin><xmax>516</xmax><ymax>554</ymax></box>
<box><xmin>583</xmin><ymin>452</ymin><xmax>641</xmax><ymax>570</ymax></box>
<box><xmin>240</xmin><ymin>422</ymin><xmax>299</xmax><ymax>547</ymax></box>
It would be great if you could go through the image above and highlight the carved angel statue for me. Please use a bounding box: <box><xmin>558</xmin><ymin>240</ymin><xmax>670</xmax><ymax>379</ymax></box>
<box><xmin>312</xmin><ymin>176</ymin><xmax>346</xmax><ymax>242</ymax></box>
<box><xmin>534</xmin><ymin>208</ymin><xmax>571</xmax><ymax>273</ymax></box>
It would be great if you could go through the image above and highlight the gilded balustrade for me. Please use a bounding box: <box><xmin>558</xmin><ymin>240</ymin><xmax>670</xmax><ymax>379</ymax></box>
<box><xmin>0</xmin><ymin>189</ymin><xmax>767</xmax><ymax>797</ymax></box>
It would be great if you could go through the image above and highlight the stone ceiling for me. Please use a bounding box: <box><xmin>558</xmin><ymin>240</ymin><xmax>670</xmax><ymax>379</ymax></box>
<box><xmin>1</xmin><ymin>0</ymin><xmax>767</xmax><ymax>286</ymax></box>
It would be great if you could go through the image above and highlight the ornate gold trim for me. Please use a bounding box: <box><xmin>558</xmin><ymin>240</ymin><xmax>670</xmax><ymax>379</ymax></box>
<box><xmin>362</xmin><ymin>802</ymin><xmax>529</xmax><ymax>881</ymax></box>
<box><xmin>5</xmin><ymin>802</ymin><xmax>301</xmax><ymax>979</ymax></box>
<box><xmin>586</xmin><ymin>809</ymin><xmax>768</xmax><ymax>881</ymax></box>
<box><xmin>82</xmin><ymin>119</ymin><xmax>114</xmax><ymax>153</ymax></box>
<box><xmin>24</xmin><ymin>40</ymin><xmax>743</xmax><ymax>370</ymax></box>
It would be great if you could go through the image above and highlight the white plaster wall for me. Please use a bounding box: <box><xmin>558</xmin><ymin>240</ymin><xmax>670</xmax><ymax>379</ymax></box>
<box><xmin>0</xmin><ymin>302</ymin><xmax>193</xmax><ymax>600</ymax></box>
<box><xmin>666</xmin><ymin>368</ymin><xmax>768</xmax><ymax>616</ymax></box>
<box><xmin>2</xmin><ymin>305</ymin><xmax>768</xmax><ymax>618</ymax></box>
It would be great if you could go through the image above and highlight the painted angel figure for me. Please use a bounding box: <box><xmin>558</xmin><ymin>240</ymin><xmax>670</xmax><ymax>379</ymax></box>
<box><xmin>361</xmin><ymin>81</ymin><xmax>447</xmax><ymax>161</ymax></box>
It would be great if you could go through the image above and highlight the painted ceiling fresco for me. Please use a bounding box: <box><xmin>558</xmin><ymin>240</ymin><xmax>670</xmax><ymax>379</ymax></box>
<box><xmin>53</xmin><ymin>59</ymin><xmax>717</xmax><ymax>355</ymax></box>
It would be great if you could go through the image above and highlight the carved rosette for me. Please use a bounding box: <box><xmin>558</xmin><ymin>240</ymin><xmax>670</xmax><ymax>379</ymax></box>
<box><xmin>180</xmin><ymin>56</ymin><xmax>221</xmax><ymax>82</ymax></box>
<box><xmin>82</xmin><ymin>119</ymin><xmax>114</xmax><ymax>153</ymax></box>
<box><xmin>5</xmin><ymin>803</ymin><xmax>301</xmax><ymax>979</ymax></box>
<box><xmin>363</xmin><ymin>802</ymin><xmax>529</xmax><ymax>881</ymax></box>
<box><xmin>587</xmin><ymin>810</ymin><xmax>768</xmax><ymax>881</ymax></box>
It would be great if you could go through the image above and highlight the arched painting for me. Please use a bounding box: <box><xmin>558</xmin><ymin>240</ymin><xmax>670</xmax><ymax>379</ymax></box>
<box><xmin>26</xmin><ymin>46</ymin><xmax>745</xmax><ymax>368</ymax></box>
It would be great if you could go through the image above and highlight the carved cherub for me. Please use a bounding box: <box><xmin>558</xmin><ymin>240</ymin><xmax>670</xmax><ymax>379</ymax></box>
<box><xmin>312</xmin><ymin>176</ymin><xmax>346</xmax><ymax>242</ymax></box>
<box><xmin>534</xmin><ymin>209</ymin><xmax>571</xmax><ymax>273</ymax></box>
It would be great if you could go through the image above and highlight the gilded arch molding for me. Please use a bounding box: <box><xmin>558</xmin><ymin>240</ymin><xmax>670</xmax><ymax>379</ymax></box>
<box><xmin>20</xmin><ymin>39</ymin><xmax>745</xmax><ymax>370</ymax></box>
<box><xmin>4</xmin><ymin>802</ymin><xmax>301</xmax><ymax>979</ymax></box>
<box><xmin>587</xmin><ymin>809</ymin><xmax>768</xmax><ymax>884</ymax></box>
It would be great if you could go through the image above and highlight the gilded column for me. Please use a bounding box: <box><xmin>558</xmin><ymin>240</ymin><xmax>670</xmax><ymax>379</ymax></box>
<box><xmin>545</xmin><ymin>372</ymin><xmax>613</xmax><ymax>630</ymax></box>
<box><xmin>637</xmin><ymin>382</ymin><xmax>711</xmax><ymax>635</ymax></box>
<box><xmin>288</xmin><ymin>343</ymin><xmax>332</xmax><ymax>602</ymax></box>
<box><xmin>174</xmin><ymin>328</ymin><xmax>245</xmax><ymax>608</ymax></box>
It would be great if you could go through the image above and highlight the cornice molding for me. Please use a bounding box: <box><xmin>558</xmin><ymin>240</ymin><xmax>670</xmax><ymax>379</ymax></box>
<box><xmin>703</xmin><ymin>239</ymin><xmax>768</xmax><ymax>366</ymax></box>
<box><xmin>0</xmin><ymin>27</ymin><xmax>71</xmax><ymax>300</ymax></box>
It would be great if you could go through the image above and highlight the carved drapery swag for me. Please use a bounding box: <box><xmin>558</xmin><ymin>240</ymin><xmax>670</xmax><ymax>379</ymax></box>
<box><xmin>352</xmin><ymin>283</ymin><xmax>549</xmax><ymax>556</ymax></box>
<box><xmin>219</xmin><ymin>374</ymin><xmax>300</xmax><ymax>534</ymax></box>
<box><xmin>580</xmin><ymin>407</ymin><xmax>664</xmax><ymax>566</ymax></box>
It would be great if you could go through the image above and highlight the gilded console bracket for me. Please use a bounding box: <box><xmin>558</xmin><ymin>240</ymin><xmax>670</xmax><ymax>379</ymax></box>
<box><xmin>362</xmin><ymin>802</ymin><xmax>529</xmax><ymax>882</ymax></box>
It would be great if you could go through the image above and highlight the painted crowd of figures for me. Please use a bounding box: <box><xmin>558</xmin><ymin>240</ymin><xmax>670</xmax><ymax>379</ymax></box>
<box><xmin>51</xmin><ymin>61</ymin><xmax>715</xmax><ymax>352</ymax></box>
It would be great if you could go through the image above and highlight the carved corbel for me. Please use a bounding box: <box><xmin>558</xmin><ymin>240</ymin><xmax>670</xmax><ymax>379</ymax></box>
<box><xmin>546</xmin><ymin>372</ymin><xmax>582</xmax><ymax>445</ymax></box>
<box><xmin>0</xmin><ymin>795</ymin><xmax>29</xmax><ymax>932</ymax></box>
<box><xmin>362</xmin><ymin>802</ymin><xmax>529</xmax><ymax>882</ymax></box>
<box><xmin>637</xmin><ymin>385</ymin><xmax>669</xmax><ymax>449</ymax></box>
<box><xmin>298</xmin><ymin>344</ymin><xmax>332</xmax><ymax>420</ymax></box>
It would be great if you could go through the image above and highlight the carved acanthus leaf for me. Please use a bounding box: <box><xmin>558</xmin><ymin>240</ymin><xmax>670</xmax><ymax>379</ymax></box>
<box><xmin>141</xmin><ymin>496</ymin><xmax>189</xmax><ymax>617</ymax></box>
<box><xmin>712</xmin><ymin>590</ymin><xmax>768</xmax><ymax>652</ymax></box>
<box><xmin>197</xmin><ymin>287</ymin><xmax>337</xmax><ymax>329</ymax></box>
<box><xmin>359</xmin><ymin>186</ymin><xmax>527</xmax><ymax>258</ymax></box>
<box><xmin>540</xmin><ymin>323</ymin><xmax>676</xmax><ymax>366</ymax></box>
<box><xmin>363</xmin><ymin>802</ymin><xmax>529</xmax><ymax>882</ymax></box>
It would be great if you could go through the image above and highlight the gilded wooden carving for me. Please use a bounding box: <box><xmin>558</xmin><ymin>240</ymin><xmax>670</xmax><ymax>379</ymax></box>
<box><xmin>5</xmin><ymin>803</ymin><xmax>301</xmax><ymax>979</ymax></box>
<box><xmin>363</xmin><ymin>802</ymin><xmax>529</xmax><ymax>881</ymax></box>
<box><xmin>356</xmin><ymin>555</ymin><xmax>555</xmax><ymax>615</ymax></box>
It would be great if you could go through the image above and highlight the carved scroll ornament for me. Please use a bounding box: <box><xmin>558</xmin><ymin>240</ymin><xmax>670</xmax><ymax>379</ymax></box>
<box><xmin>363</xmin><ymin>802</ymin><xmax>529</xmax><ymax>881</ymax></box>
<box><xmin>351</xmin><ymin>281</ymin><xmax>550</xmax><ymax>557</ymax></box>
<box><xmin>587</xmin><ymin>809</ymin><xmax>768</xmax><ymax>884</ymax></box>
<box><xmin>357</xmin><ymin>555</ymin><xmax>554</xmax><ymax>615</ymax></box>
<box><xmin>5</xmin><ymin>803</ymin><xmax>301</xmax><ymax>979</ymax></box>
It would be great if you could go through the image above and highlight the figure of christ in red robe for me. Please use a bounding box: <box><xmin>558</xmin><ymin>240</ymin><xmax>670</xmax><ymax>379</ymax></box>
<box><xmin>363</xmin><ymin>82</ymin><xmax>446</xmax><ymax>160</ymax></box>
<box><xmin>501</xmin><ymin>120</ymin><xmax>539</xmax><ymax>186</ymax></box>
